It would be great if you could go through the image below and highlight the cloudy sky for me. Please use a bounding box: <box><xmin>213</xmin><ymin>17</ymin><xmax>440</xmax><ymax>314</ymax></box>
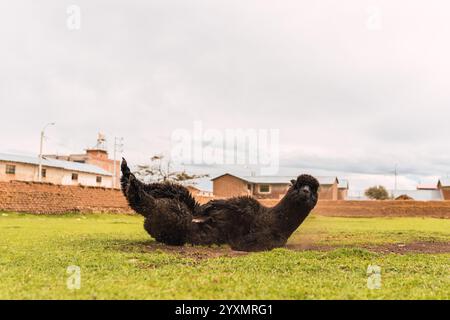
<box><xmin>1</xmin><ymin>0</ymin><xmax>450</xmax><ymax>192</ymax></box>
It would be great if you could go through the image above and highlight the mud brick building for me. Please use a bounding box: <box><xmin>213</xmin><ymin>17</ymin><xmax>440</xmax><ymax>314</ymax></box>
<box><xmin>338</xmin><ymin>179</ymin><xmax>349</xmax><ymax>200</ymax></box>
<box><xmin>438</xmin><ymin>179</ymin><xmax>450</xmax><ymax>200</ymax></box>
<box><xmin>413</xmin><ymin>179</ymin><xmax>450</xmax><ymax>201</ymax></box>
<box><xmin>212</xmin><ymin>173</ymin><xmax>342</xmax><ymax>200</ymax></box>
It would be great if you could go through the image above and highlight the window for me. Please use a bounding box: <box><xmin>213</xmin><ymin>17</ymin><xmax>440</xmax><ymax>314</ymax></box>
<box><xmin>259</xmin><ymin>184</ymin><xmax>270</xmax><ymax>193</ymax></box>
<box><xmin>247</xmin><ymin>184</ymin><xmax>252</xmax><ymax>191</ymax></box>
<box><xmin>71</xmin><ymin>173</ymin><xmax>78</xmax><ymax>181</ymax></box>
<box><xmin>5</xmin><ymin>165</ymin><xmax>16</xmax><ymax>174</ymax></box>
<box><xmin>41</xmin><ymin>169</ymin><xmax>46</xmax><ymax>178</ymax></box>
<box><xmin>96</xmin><ymin>176</ymin><xmax>102</xmax><ymax>183</ymax></box>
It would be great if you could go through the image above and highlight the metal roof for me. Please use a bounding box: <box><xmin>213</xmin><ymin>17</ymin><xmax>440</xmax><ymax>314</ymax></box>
<box><xmin>416</xmin><ymin>183</ymin><xmax>439</xmax><ymax>190</ymax></box>
<box><xmin>0</xmin><ymin>153</ymin><xmax>112</xmax><ymax>176</ymax></box>
<box><xmin>392</xmin><ymin>190</ymin><xmax>443</xmax><ymax>201</ymax></box>
<box><xmin>338</xmin><ymin>179</ymin><xmax>349</xmax><ymax>189</ymax></box>
<box><xmin>212</xmin><ymin>173</ymin><xmax>338</xmax><ymax>185</ymax></box>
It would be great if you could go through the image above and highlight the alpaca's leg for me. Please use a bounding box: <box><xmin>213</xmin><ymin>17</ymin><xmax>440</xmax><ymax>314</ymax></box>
<box><xmin>122</xmin><ymin>173</ymin><xmax>155</xmax><ymax>217</ymax></box>
<box><xmin>121</xmin><ymin>158</ymin><xmax>198</xmax><ymax>213</ymax></box>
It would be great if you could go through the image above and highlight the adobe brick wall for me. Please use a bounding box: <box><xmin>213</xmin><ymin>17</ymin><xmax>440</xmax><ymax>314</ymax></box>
<box><xmin>337</xmin><ymin>189</ymin><xmax>348</xmax><ymax>200</ymax></box>
<box><xmin>318</xmin><ymin>184</ymin><xmax>338</xmax><ymax>200</ymax></box>
<box><xmin>254</xmin><ymin>184</ymin><xmax>288</xmax><ymax>199</ymax></box>
<box><xmin>442</xmin><ymin>188</ymin><xmax>450</xmax><ymax>201</ymax></box>
<box><xmin>259</xmin><ymin>199</ymin><xmax>450</xmax><ymax>218</ymax></box>
<box><xmin>213</xmin><ymin>174</ymin><xmax>249</xmax><ymax>198</ymax></box>
<box><xmin>1</xmin><ymin>181</ymin><xmax>449</xmax><ymax>217</ymax></box>
<box><xmin>0</xmin><ymin>181</ymin><xmax>132</xmax><ymax>214</ymax></box>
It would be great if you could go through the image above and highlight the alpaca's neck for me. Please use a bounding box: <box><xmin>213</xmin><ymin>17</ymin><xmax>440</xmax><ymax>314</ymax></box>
<box><xmin>270</xmin><ymin>193</ymin><xmax>311</xmax><ymax>237</ymax></box>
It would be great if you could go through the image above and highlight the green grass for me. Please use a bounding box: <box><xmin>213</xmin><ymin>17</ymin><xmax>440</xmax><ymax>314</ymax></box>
<box><xmin>291</xmin><ymin>215</ymin><xmax>450</xmax><ymax>245</ymax></box>
<box><xmin>0</xmin><ymin>212</ymin><xmax>448</xmax><ymax>299</ymax></box>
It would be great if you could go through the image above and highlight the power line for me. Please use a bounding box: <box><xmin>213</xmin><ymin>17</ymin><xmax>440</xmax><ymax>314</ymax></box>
<box><xmin>113</xmin><ymin>137</ymin><xmax>124</xmax><ymax>188</ymax></box>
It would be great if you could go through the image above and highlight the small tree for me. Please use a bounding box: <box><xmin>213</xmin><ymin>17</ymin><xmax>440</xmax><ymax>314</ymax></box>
<box><xmin>134</xmin><ymin>154</ymin><xmax>209</xmax><ymax>185</ymax></box>
<box><xmin>364</xmin><ymin>185</ymin><xmax>390</xmax><ymax>200</ymax></box>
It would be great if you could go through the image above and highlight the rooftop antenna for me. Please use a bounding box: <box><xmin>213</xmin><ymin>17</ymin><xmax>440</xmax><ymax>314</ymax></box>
<box><xmin>94</xmin><ymin>132</ymin><xmax>108</xmax><ymax>151</ymax></box>
<box><xmin>394</xmin><ymin>163</ymin><xmax>398</xmax><ymax>192</ymax></box>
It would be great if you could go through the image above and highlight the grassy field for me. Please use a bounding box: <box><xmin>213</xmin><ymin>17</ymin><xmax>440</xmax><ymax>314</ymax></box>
<box><xmin>0</xmin><ymin>212</ymin><xmax>449</xmax><ymax>299</ymax></box>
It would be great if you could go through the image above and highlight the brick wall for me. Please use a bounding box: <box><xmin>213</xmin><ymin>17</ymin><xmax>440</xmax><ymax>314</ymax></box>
<box><xmin>318</xmin><ymin>184</ymin><xmax>338</xmax><ymax>200</ymax></box>
<box><xmin>337</xmin><ymin>188</ymin><xmax>348</xmax><ymax>200</ymax></box>
<box><xmin>213</xmin><ymin>174</ymin><xmax>249</xmax><ymax>198</ymax></box>
<box><xmin>0</xmin><ymin>181</ymin><xmax>132</xmax><ymax>214</ymax></box>
<box><xmin>442</xmin><ymin>188</ymin><xmax>450</xmax><ymax>200</ymax></box>
<box><xmin>253</xmin><ymin>184</ymin><xmax>289</xmax><ymax>199</ymax></box>
<box><xmin>260</xmin><ymin>199</ymin><xmax>450</xmax><ymax>218</ymax></box>
<box><xmin>1</xmin><ymin>181</ymin><xmax>449</xmax><ymax>217</ymax></box>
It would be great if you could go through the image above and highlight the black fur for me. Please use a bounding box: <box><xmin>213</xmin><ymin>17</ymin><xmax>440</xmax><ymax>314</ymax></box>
<box><xmin>121</xmin><ymin>158</ymin><xmax>319</xmax><ymax>251</ymax></box>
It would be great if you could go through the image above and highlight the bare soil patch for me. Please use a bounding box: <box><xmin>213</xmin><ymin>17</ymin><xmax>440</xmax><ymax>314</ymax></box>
<box><xmin>143</xmin><ymin>240</ymin><xmax>450</xmax><ymax>260</ymax></box>
<box><xmin>286</xmin><ymin>241</ymin><xmax>450</xmax><ymax>254</ymax></box>
<box><xmin>145</xmin><ymin>242</ymin><xmax>249</xmax><ymax>260</ymax></box>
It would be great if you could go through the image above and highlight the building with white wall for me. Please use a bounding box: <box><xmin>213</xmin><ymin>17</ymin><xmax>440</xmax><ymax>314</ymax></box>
<box><xmin>0</xmin><ymin>153</ymin><xmax>113</xmax><ymax>188</ymax></box>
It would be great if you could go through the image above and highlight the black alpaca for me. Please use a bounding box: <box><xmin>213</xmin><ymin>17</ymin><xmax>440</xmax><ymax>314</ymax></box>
<box><xmin>121</xmin><ymin>158</ymin><xmax>319</xmax><ymax>252</ymax></box>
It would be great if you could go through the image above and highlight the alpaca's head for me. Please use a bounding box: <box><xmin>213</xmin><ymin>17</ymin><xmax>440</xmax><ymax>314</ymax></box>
<box><xmin>287</xmin><ymin>174</ymin><xmax>319</xmax><ymax>209</ymax></box>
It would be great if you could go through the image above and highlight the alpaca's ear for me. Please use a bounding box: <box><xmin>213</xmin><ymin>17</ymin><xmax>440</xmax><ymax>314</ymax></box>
<box><xmin>290</xmin><ymin>179</ymin><xmax>296</xmax><ymax>185</ymax></box>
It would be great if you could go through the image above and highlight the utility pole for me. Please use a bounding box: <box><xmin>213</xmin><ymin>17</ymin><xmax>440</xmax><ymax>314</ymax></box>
<box><xmin>38</xmin><ymin>122</ymin><xmax>55</xmax><ymax>182</ymax></box>
<box><xmin>394</xmin><ymin>163</ymin><xmax>398</xmax><ymax>193</ymax></box>
<box><xmin>113</xmin><ymin>137</ymin><xmax>124</xmax><ymax>188</ymax></box>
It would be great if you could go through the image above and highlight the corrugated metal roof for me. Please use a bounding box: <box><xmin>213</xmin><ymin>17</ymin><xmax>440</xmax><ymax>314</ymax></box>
<box><xmin>242</xmin><ymin>176</ymin><xmax>296</xmax><ymax>184</ymax></box>
<box><xmin>212</xmin><ymin>173</ymin><xmax>338</xmax><ymax>185</ymax></box>
<box><xmin>338</xmin><ymin>179</ymin><xmax>349</xmax><ymax>189</ymax></box>
<box><xmin>416</xmin><ymin>183</ymin><xmax>439</xmax><ymax>190</ymax></box>
<box><xmin>0</xmin><ymin>153</ymin><xmax>112</xmax><ymax>176</ymax></box>
<box><xmin>392</xmin><ymin>190</ymin><xmax>443</xmax><ymax>201</ymax></box>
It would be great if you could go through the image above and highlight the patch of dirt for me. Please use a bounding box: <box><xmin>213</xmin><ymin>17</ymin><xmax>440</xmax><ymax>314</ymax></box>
<box><xmin>142</xmin><ymin>240</ymin><xmax>450</xmax><ymax>260</ymax></box>
<box><xmin>286</xmin><ymin>241</ymin><xmax>450</xmax><ymax>254</ymax></box>
<box><xmin>145</xmin><ymin>242</ymin><xmax>249</xmax><ymax>260</ymax></box>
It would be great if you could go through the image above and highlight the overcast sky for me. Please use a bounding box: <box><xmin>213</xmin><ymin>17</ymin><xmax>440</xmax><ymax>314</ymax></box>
<box><xmin>1</xmin><ymin>0</ymin><xmax>450</xmax><ymax>191</ymax></box>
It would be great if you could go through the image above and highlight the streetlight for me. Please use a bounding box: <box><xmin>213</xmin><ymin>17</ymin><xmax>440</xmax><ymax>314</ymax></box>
<box><xmin>38</xmin><ymin>122</ymin><xmax>55</xmax><ymax>182</ymax></box>
<box><xmin>113</xmin><ymin>137</ymin><xmax>124</xmax><ymax>188</ymax></box>
<box><xmin>394</xmin><ymin>163</ymin><xmax>398</xmax><ymax>192</ymax></box>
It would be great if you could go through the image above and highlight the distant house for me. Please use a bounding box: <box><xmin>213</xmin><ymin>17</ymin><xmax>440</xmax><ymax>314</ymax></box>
<box><xmin>338</xmin><ymin>179</ymin><xmax>349</xmax><ymax>200</ymax></box>
<box><xmin>416</xmin><ymin>182</ymin><xmax>440</xmax><ymax>190</ymax></box>
<box><xmin>415</xmin><ymin>179</ymin><xmax>450</xmax><ymax>200</ymax></box>
<box><xmin>0</xmin><ymin>153</ymin><xmax>113</xmax><ymax>188</ymax></box>
<box><xmin>211</xmin><ymin>173</ymin><xmax>341</xmax><ymax>200</ymax></box>
<box><xmin>186</xmin><ymin>185</ymin><xmax>213</xmax><ymax>197</ymax></box>
<box><xmin>45</xmin><ymin>134</ymin><xmax>120</xmax><ymax>188</ymax></box>
<box><xmin>392</xmin><ymin>189</ymin><xmax>443</xmax><ymax>201</ymax></box>
<box><xmin>439</xmin><ymin>179</ymin><xmax>450</xmax><ymax>200</ymax></box>
<box><xmin>186</xmin><ymin>185</ymin><xmax>201</xmax><ymax>195</ymax></box>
